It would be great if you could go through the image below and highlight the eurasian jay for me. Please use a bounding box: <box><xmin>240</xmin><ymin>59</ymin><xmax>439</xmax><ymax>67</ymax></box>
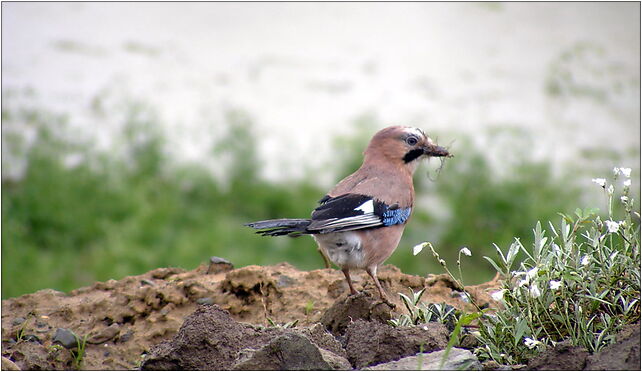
<box><xmin>246</xmin><ymin>126</ymin><xmax>451</xmax><ymax>303</ymax></box>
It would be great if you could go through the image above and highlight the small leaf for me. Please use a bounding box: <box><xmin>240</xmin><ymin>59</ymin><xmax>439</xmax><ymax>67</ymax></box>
<box><xmin>484</xmin><ymin>256</ymin><xmax>505</xmax><ymax>276</ymax></box>
<box><xmin>575</xmin><ymin>208</ymin><xmax>583</xmax><ymax>219</ymax></box>
<box><xmin>493</xmin><ymin>243</ymin><xmax>507</xmax><ymax>265</ymax></box>
<box><xmin>513</xmin><ymin>318</ymin><xmax>529</xmax><ymax>347</ymax></box>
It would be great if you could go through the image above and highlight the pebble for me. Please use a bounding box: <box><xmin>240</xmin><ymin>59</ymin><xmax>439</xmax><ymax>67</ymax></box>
<box><xmin>23</xmin><ymin>334</ymin><xmax>41</xmax><ymax>343</ymax></box>
<box><xmin>12</xmin><ymin>317</ymin><xmax>26</xmax><ymax>326</ymax></box>
<box><xmin>52</xmin><ymin>328</ymin><xmax>79</xmax><ymax>349</ymax></box>
<box><xmin>118</xmin><ymin>330</ymin><xmax>134</xmax><ymax>343</ymax></box>
<box><xmin>365</xmin><ymin>348</ymin><xmax>482</xmax><ymax>370</ymax></box>
<box><xmin>1</xmin><ymin>357</ymin><xmax>20</xmax><ymax>371</ymax></box>
<box><xmin>207</xmin><ymin>256</ymin><xmax>234</xmax><ymax>274</ymax></box>
<box><xmin>196</xmin><ymin>297</ymin><xmax>215</xmax><ymax>305</ymax></box>
<box><xmin>277</xmin><ymin>275</ymin><xmax>296</xmax><ymax>288</ymax></box>
<box><xmin>88</xmin><ymin>324</ymin><xmax>120</xmax><ymax>344</ymax></box>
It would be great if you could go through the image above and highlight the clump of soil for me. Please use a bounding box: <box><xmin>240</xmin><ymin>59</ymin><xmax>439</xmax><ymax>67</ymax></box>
<box><xmin>526</xmin><ymin>322</ymin><xmax>641</xmax><ymax>371</ymax></box>
<box><xmin>344</xmin><ymin>319</ymin><xmax>448</xmax><ymax>369</ymax></box>
<box><xmin>140</xmin><ymin>301</ymin><xmax>449</xmax><ymax>370</ymax></box>
<box><xmin>1</xmin><ymin>261</ymin><xmax>498</xmax><ymax>370</ymax></box>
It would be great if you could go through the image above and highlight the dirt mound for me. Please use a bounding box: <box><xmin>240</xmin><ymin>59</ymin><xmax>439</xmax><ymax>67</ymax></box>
<box><xmin>1</xmin><ymin>261</ymin><xmax>499</xmax><ymax>370</ymax></box>
<box><xmin>141</xmin><ymin>302</ymin><xmax>449</xmax><ymax>370</ymax></box>
<box><xmin>344</xmin><ymin>319</ymin><xmax>448</xmax><ymax>369</ymax></box>
<box><xmin>141</xmin><ymin>304</ymin><xmax>352</xmax><ymax>370</ymax></box>
<box><xmin>526</xmin><ymin>322</ymin><xmax>641</xmax><ymax>371</ymax></box>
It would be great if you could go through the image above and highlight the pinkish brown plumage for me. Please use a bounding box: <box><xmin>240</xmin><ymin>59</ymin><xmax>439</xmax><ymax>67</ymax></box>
<box><xmin>246</xmin><ymin>126</ymin><xmax>451</xmax><ymax>304</ymax></box>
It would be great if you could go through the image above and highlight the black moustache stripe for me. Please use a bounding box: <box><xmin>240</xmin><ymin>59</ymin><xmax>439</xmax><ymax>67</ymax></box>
<box><xmin>403</xmin><ymin>149</ymin><xmax>424</xmax><ymax>163</ymax></box>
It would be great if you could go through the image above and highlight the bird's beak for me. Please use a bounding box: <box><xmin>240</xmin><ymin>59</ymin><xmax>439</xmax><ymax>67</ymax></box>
<box><xmin>423</xmin><ymin>143</ymin><xmax>451</xmax><ymax>157</ymax></box>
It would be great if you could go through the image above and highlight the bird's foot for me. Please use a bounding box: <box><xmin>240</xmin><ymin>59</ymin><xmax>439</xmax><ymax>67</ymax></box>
<box><xmin>368</xmin><ymin>295</ymin><xmax>396</xmax><ymax>310</ymax></box>
<box><xmin>377</xmin><ymin>297</ymin><xmax>397</xmax><ymax>309</ymax></box>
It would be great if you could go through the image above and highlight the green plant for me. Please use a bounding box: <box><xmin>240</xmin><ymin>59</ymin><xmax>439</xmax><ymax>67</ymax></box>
<box><xmin>388</xmin><ymin>288</ymin><xmax>458</xmax><ymax>328</ymax></box>
<box><xmin>402</xmin><ymin>243</ymin><xmax>486</xmax><ymax>369</ymax></box>
<box><xmin>304</xmin><ymin>300</ymin><xmax>315</xmax><ymax>315</ymax></box>
<box><xmin>417</xmin><ymin>342</ymin><xmax>425</xmax><ymax>369</ymax></box>
<box><xmin>440</xmin><ymin>311</ymin><xmax>482</xmax><ymax>369</ymax></box>
<box><xmin>476</xmin><ymin>169</ymin><xmax>640</xmax><ymax>364</ymax></box>
<box><xmin>70</xmin><ymin>334</ymin><xmax>88</xmax><ymax>370</ymax></box>
<box><xmin>15</xmin><ymin>320</ymin><xmax>27</xmax><ymax>342</ymax></box>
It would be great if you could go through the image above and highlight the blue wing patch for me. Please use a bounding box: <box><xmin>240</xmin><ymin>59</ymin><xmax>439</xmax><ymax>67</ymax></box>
<box><xmin>382</xmin><ymin>207</ymin><xmax>412</xmax><ymax>226</ymax></box>
<box><xmin>308</xmin><ymin>193</ymin><xmax>412</xmax><ymax>232</ymax></box>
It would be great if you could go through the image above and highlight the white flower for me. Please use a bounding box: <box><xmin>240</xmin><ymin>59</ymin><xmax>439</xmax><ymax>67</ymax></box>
<box><xmin>581</xmin><ymin>255</ymin><xmax>590</xmax><ymax>266</ymax></box>
<box><xmin>491</xmin><ymin>289</ymin><xmax>506</xmax><ymax>301</ymax></box>
<box><xmin>622</xmin><ymin>168</ymin><xmax>632</xmax><ymax>177</ymax></box>
<box><xmin>549</xmin><ymin>280</ymin><xmax>562</xmax><ymax>290</ymax></box>
<box><xmin>524</xmin><ymin>337</ymin><xmax>542</xmax><ymax>349</ymax></box>
<box><xmin>529</xmin><ymin>284</ymin><xmax>541</xmax><ymax>298</ymax></box>
<box><xmin>605</xmin><ymin>220</ymin><xmax>621</xmax><ymax>233</ymax></box>
<box><xmin>624</xmin><ymin>179</ymin><xmax>631</xmax><ymax>187</ymax></box>
<box><xmin>527</xmin><ymin>267</ymin><xmax>538</xmax><ymax>279</ymax></box>
<box><xmin>607</xmin><ymin>184</ymin><xmax>615</xmax><ymax>195</ymax></box>
<box><xmin>460</xmin><ymin>247</ymin><xmax>472</xmax><ymax>257</ymax></box>
<box><xmin>621</xmin><ymin>195</ymin><xmax>629</xmax><ymax>203</ymax></box>
<box><xmin>615</xmin><ymin>167</ymin><xmax>632</xmax><ymax>178</ymax></box>
<box><xmin>518</xmin><ymin>279</ymin><xmax>529</xmax><ymax>287</ymax></box>
<box><xmin>413</xmin><ymin>242</ymin><xmax>427</xmax><ymax>256</ymax></box>
<box><xmin>592</xmin><ymin>178</ymin><xmax>606</xmax><ymax>187</ymax></box>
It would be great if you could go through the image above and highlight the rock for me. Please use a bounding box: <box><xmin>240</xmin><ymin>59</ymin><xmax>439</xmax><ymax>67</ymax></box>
<box><xmin>276</xmin><ymin>275</ymin><xmax>297</xmax><ymax>288</ymax></box>
<box><xmin>22</xmin><ymin>334</ymin><xmax>41</xmax><ymax>343</ymax></box>
<box><xmin>528</xmin><ymin>340</ymin><xmax>589</xmax><ymax>370</ymax></box>
<box><xmin>52</xmin><ymin>328</ymin><xmax>79</xmax><ymax>349</ymax></box>
<box><xmin>481</xmin><ymin>360</ymin><xmax>513</xmax><ymax>370</ymax></box>
<box><xmin>318</xmin><ymin>348</ymin><xmax>352</xmax><ymax>370</ymax></box>
<box><xmin>195</xmin><ymin>297</ymin><xmax>214</xmax><ymax>305</ymax></box>
<box><xmin>1</xmin><ymin>357</ymin><xmax>20</xmax><ymax>371</ymax></box>
<box><xmin>207</xmin><ymin>256</ymin><xmax>234</xmax><ymax>274</ymax></box>
<box><xmin>300</xmin><ymin>323</ymin><xmax>348</xmax><ymax>359</ymax></box>
<box><xmin>117</xmin><ymin>330</ymin><xmax>134</xmax><ymax>343</ymax></box>
<box><xmin>140</xmin><ymin>279</ymin><xmax>155</xmax><ymax>286</ymax></box>
<box><xmin>232</xmin><ymin>333</ymin><xmax>340</xmax><ymax>370</ymax></box>
<box><xmin>12</xmin><ymin>317</ymin><xmax>26</xmax><ymax>326</ymax></box>
<box><xmin>585</xmin><ymin>322</ymin><xmax>640</xmax><ymax>370</ymax></box>
<box><xmin>459</xmin><ymin>332</ymin><xmax>480</xmax><ymax>349</ymax></box>
<box><xmin>365</xmin><ymin>348</ymin><xmax>482</xmax><ymax>370</ymax></box>
<box><xmin>320</xmin><ymin>292</ymin><xmax>393</xmax><ymax>336</ymax></box>
<box><xmin>88</xmin><ymin>324</ymin><xmax>120</xmax><ymax>344</ymax></box>
<box><xmin>344</xmin><ymin>320</ymin><xmax>449</xmax><ymax>369</ymax></box>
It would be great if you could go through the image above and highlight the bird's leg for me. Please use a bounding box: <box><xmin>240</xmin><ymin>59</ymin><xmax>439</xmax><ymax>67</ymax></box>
<box><xmin>366</xmin><ymin>266</ymin><xmax>396</xmax><ymax>308</ymax></box>
<box><xmin>342</xmin><ymin>268</ymin><xmax>358</xmax><ymax>295</ymax></box>
<box><xmin>318</xmin><ymin>247</ymin><xmax>332</xmax><ymax>269</ymax></box>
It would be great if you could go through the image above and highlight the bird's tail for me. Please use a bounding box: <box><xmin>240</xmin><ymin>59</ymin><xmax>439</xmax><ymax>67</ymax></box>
<box><xmin>245</xmin><ymin>218</ymin><xmax>312</xmax><ymax>237</ymax></box>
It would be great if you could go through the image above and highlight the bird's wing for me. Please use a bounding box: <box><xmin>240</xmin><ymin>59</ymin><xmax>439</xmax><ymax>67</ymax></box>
<box><xmin>308</xmin><ymin>193</ymin><xmax>411</xmax><ymax>233</ymax></box>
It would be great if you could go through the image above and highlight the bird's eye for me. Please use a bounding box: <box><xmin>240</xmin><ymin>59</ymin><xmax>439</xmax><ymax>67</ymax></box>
<box><xmin>405</xmin><ymin>136</ymin><xmax>419</xmax><ymax>146</ymax></box>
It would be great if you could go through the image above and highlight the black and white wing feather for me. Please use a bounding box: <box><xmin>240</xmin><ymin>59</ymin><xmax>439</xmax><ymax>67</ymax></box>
<box><xmin>246</xmin><ymin>193</ymin><xmax>411</xmax><ymax>236</ymax></box>
<box><xmin>308</xmin><ymin>194</ymin><xmax>386</xmax><ymax>233</ymax></box>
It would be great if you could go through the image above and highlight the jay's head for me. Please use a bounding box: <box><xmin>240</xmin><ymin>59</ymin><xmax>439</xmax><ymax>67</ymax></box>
<box><xmin>363</xmin><ymin>126</ymin><xmax>451</xmax><ymax>172</ymax></box>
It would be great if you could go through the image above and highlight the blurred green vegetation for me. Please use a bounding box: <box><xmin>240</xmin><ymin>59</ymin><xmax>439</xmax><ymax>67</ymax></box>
<box><xmin>2</xmin><ymin>102</ymin><xmax>639</xmax><ymax>299</ymax></box>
